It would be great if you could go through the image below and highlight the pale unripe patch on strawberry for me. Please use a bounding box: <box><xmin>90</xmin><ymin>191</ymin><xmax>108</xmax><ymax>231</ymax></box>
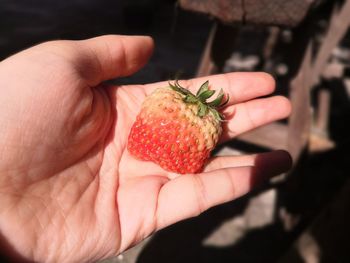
<box><xmin>127</xmin><ymin>80</ymin><xmax>229</xmax><ymax>174</ymax></box>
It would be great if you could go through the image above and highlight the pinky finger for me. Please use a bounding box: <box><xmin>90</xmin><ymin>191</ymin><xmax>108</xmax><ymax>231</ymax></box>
<box><xmin>155</xmin><ymin>153</ymin><xmax>291</xmax><ymax>230</ymax></box>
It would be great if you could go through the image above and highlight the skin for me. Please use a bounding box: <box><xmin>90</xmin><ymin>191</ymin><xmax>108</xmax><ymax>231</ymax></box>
<box><xmin>0</xmin><ymin>35</ymin><xmax>292</xmax><ymax>262</ymax></box>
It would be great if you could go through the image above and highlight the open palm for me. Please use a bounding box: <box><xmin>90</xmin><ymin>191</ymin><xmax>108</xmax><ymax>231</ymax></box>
<box><xmin>0</xmin><ymin>35</ymin><xmax>291</xmax><ymax>262</ymax></box>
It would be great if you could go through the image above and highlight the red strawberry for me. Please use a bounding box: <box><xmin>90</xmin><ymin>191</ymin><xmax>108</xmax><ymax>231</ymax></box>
<box><xmin>127</xmin><ymin>80</ymin><xmax>229</xmax><ymax>174</ymax></box>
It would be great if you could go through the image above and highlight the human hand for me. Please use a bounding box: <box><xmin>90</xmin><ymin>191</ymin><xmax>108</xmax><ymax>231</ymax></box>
<box><xmin>0</xmin><ymin>35</ymin><xmax>291</xmax><ymax>262</ymax></box>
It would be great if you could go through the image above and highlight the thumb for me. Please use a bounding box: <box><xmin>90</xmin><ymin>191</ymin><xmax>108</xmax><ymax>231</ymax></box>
<box><xmin>76</xmin><ymin>35</ymin><xmax>154</xmax><ymax>86</ymax></box>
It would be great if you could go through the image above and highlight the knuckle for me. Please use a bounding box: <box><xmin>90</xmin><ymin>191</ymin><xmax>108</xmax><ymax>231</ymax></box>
<box><xmin>191</xmin><ymin>175</ymin><xmax>207</xmax><ymax>215</ymax></box>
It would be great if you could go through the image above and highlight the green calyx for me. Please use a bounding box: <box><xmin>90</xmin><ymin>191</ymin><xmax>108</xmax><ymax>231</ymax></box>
<box><xmin>169</xmin><ymin>80</ymin><xmax>229</xmax><ymax>121</ymax></box>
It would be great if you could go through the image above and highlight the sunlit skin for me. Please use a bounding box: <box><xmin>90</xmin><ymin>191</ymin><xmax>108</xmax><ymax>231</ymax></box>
<box><xmin>0</xmin><ymin>35</ymin><xmax>292</xmax><ymax>262</ymax></box>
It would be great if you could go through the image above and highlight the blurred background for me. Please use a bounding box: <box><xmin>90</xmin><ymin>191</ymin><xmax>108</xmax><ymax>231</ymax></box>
<box><xmin>1</xmin><ymin>0</ymin><xmax>350</xmax><ymax>262</ymax></box>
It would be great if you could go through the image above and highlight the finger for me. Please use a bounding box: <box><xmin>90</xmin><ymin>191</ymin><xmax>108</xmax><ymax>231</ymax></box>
<box><xmin>144</xmin><ymin>72</ymin><xmax>275</xmax><ymax>106</ymax></box>
<box><xmin>155</xmin><ymin>151</ymin><xmax>291</xmax><ymax>230</ymax></box>
<box><xmin>38</xmin><ymin>35</ymin><xmax>154</xmax><ymax>86</ymax></box>
<box><xmin>79</xmin><ymin>35</ymin><xmax>154</xmax><ymax>85</ymax></box>
<box><xmin>205</xmin><ymin>150</ymin><xmax>292</xmax><ymax>171</ymax></box>
<box><xmin>220</xmin><ymin>95</ymin><xmax>291</xmax><ymax>142</ymax></box>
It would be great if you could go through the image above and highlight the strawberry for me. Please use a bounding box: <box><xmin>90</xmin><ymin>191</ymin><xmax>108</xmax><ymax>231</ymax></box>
<box><xmin>127</xmin><ymin>80</ymin><xmax>229</xmax><ymax>174</ymax></box>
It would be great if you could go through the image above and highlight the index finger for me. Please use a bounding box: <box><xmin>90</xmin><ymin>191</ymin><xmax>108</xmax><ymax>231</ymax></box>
<box><xmin>144</xmin><ymin>72</ymin><xmax>275</xmax><ymax>106</ymax></box>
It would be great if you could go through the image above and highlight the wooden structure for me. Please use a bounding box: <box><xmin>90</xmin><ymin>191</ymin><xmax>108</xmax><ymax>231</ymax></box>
<box><xmin>179</xmin><ymin>0</ymin><xmax>350</xmax><ymax>164</ymax></box>
<box><xmin>176</xmin><ymin>0</ymin><xmax>350</xmax><ymax>261</ymax></box>
<box><xmin>179</xmin><ymin>0</ymin><xmax>316</xmax><ymax>27</ymax></box>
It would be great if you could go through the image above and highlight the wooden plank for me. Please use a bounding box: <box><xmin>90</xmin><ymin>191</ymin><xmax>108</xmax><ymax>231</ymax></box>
<box><xmin>312</xmin><ymin>0</ymin><xmax>350</xmax><ymax>86</ymax></box>
<box><xmin>236</xmin><ymin>122</ymin><xmax>334</xmax><ymax>153</ymax></box>
<box><xmin>179</xmin><ymin>0</ymin><xmax>243</xmax><ymax>24</ymax></box>
<box><xmin>196</xmin><ymin>23</ymin><xmax>240</xmax><ymax>75</ymax></box>
<box><xmin>309</xmin><ymin>131</ymin><xmax>335</xmax><ymax>153</ymax></box>
<box><xmin>179</xmin><ymin>0</ymin><xmax>314</xmax><ymax>27</ymax></box>
<box><xmin>244</xmin><ymin>0</ymin><xmax>314</xmax><ymax>27</ymax></box>
<box><xmin>287</xmin><ymin>43</ymin><xmax>312</xmax><ymax>162</ymax></box>
<box><xmin>238</xmin><ymin>122</ymin><xmax>288</xmax><ymax>150</ymax></box>
<box><xmin>315</xmin><ymin>89</ymin><xmax>331</xmax><ymax>135</ymax></box>
<box><xmin>196</xmin><ymin>23</ymin><xmax>217</xmax><ymax>77</ymax></box>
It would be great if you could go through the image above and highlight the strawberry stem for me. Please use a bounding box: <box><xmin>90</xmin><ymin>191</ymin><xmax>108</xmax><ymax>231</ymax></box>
<box><xmin>169</xmin><ymin>80</ymin><xmax>229</xmax><ymax>121</ymax></box>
